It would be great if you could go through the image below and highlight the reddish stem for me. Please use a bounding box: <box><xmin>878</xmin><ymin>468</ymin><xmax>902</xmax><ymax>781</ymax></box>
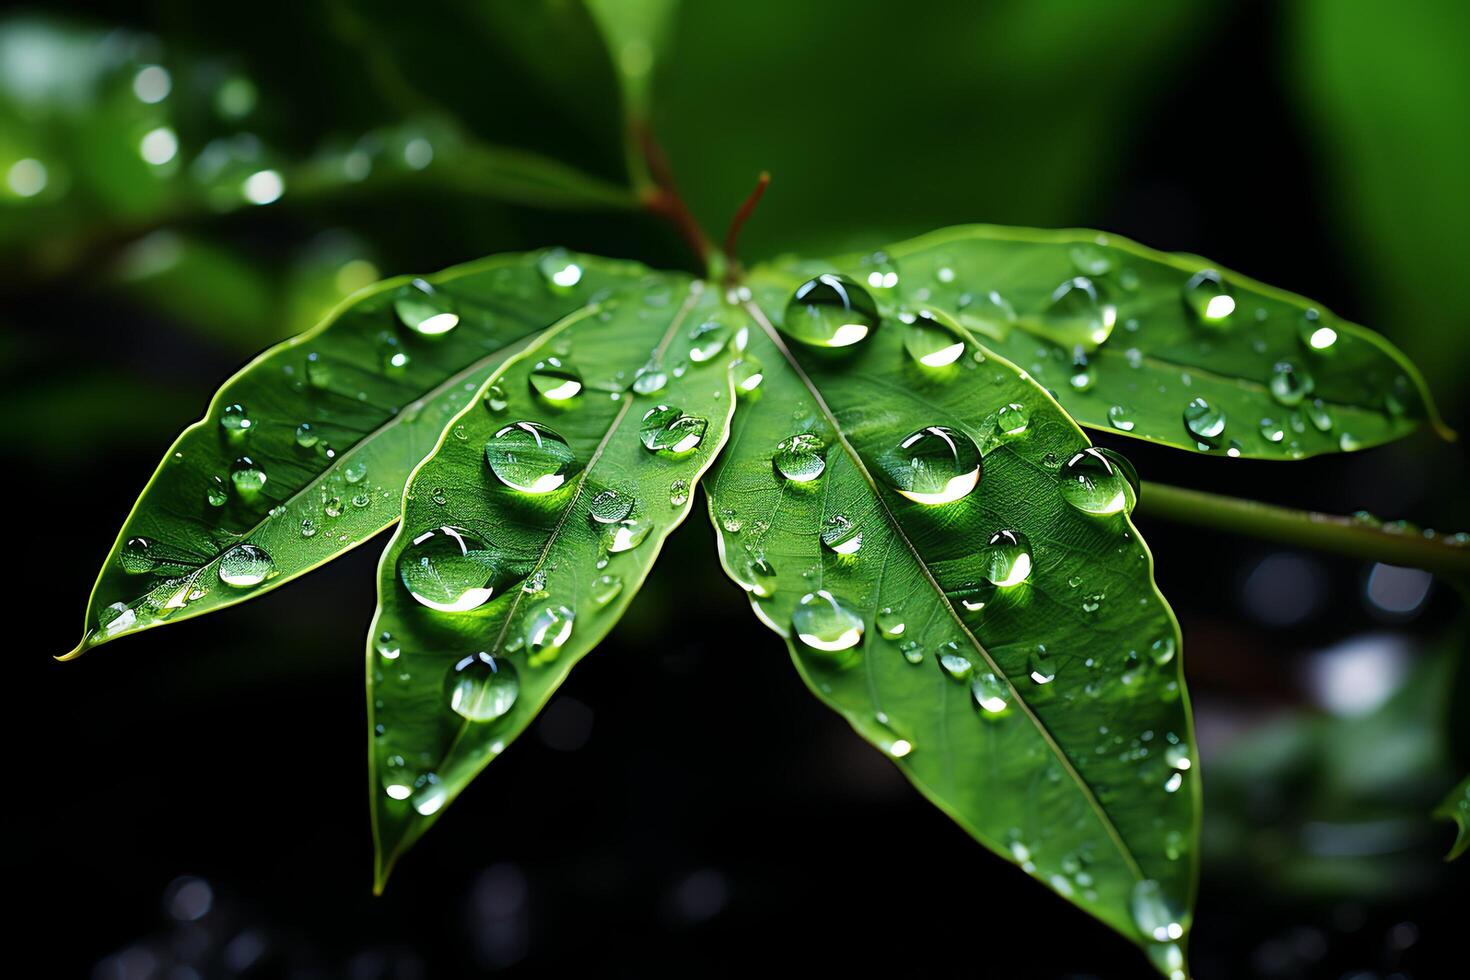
<box><xmin>635</xmin><ymin>122</ymin><xmax>712</xmax><ymax>269</ymax></box>
<box><xmin>723</xmin><ymin>171</ymin><xmax>770</xmax><ymax>261</ymax></box>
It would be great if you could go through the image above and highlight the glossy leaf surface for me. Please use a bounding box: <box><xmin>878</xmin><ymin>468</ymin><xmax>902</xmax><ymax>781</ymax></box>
<box><xmin>369</xmin><ymin>274</ymin><xmax>742</xmax><ymax>886</ymax></box>
<box><xmin>705</xmin><ymin>265</ymin><xmax>1197</xmax><ymax>967</ymax></box>
<box><xmin>66</xmin><ymin>251</ymin><xmax>649</xmax><ymax>657</ymax></box>
<box><xmin>1438</xmin><ymin>776</ymin><xmax>1470</xmax><ymax>861</ymax></box>
<box><xmin>800</xmin><ymin>226</ymin><xmax>1447</xmax><ymax>458</ymax></box>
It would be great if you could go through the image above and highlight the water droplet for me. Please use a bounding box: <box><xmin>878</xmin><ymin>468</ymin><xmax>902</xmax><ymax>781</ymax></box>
<box><xmin>1059</xmin><ymin>447</ymin><xmax>1138</xmax><ymax>516</ymax></box>
<box><xmin>483</xmin><ymin>384</ymin><xmax>509</xmax><ymax>413</ymax></box>
<box><xmin>300</xmin><ymin>518</ymin><xmax>317</xmax><ymax>538</ymax></box>
<box><xmin>537</xmin><ymin>248</ymin><xmax>583</xmax><ymax>293</ymax></box>
<box><xmin>206</xmin><ymin>476</ymin><xmax>228</xmax><ymax>508</ymax></box>
<box><xmin>1305</xmin><ymin>398</ymin><xmax>1334</xmax><ymax>432</ymax></box>
<box><xmin>446</xmin><ymin>652</ymin><xmax>519</xmax><ymax>722</ymax></box>
<box><xmin>397</xmin><ymin>525</ymin><xmax>502</xmax><ymax>612</ymax></box>
<box><xmin>1182</xmin><ymin>396</ymin><xmax>1226</xmax><ymax>443</ymax></box>
<box><xmin>1070</xmin><ymin>348</ymin><xmax>1095</xmax><ymax>391</ymax></box>
<box><xmin>820</xmin><ymin>514</ymin><xmax>863</xmax><ymax>555</ymax></box>
<box><xmin>588</xmin><ymin>487</ymin><xmax>634</xmax><ymax>524</ymax></box>
<box><xmin>295</xmin><ymin>422</ymin><xmax>319</xmax><ymax>448</ymax></box>
<box><xmin>902</xmin><ymin>310</ymin><xmax>966</xmax><ymax>368</ymax></box>
<box><xmin>410</xmin><ymin>772</ymin><xmax>446</xmax><ymax>815</ymax></box>
<box><xmin>1108</xmin><ymin>404</ymin><xmax>1136</xmax><ymax>431</ymax></box>
<box><xmin>1070</xmin><ymin>244</ymin><xmax>1113</xmax><ymax>277</ymax></box>
<box><xmin>120</xmin><ymin>537</ymin><xmax>164</xmax><ymax>575</ymax></box>
<box><xmin>325</xmin><ymin>496</ymin><xmax>344</xmax><ymax>518</ymax></box>
<box><xmin>687</xmin><ymin>316</ymin><xmax>732</xmax><ymax>363</ymax></box>
<box><xmin>669</xmin><ymin>479</ymin><xmax>690</xmax><ymax>507</ymax></box>
<box><xmin>861</xmin><ymin>251</ymin><xmax>900</xmax><ymax>290</ymax></box>
<box><xmin>218</xmin><ymin>544</ymin><xmax>274</xmax><ymax>588</ymax></box>
<box><xmin>877</xmin><ymin>607</ymin><xmax>905</xmax><ymax>638</ymax></box>
<box><xmin>782</xmin><ymin>274</ymin><xmax>879</xmax><ymax>348</ymax></box>
<box><xmin>996</xmin><ymin>402</ymin><xmax>1029</xmax><ymax>438</ymax></box>
<box><xmin>954</xmin><ymin>581</ymin><xmax>997</xmax><ymax>614</ymax></box>
<box><xmin>738</xmin><ymin>556</ymin><xmax>777</xmax><ymax>598</ymax></box>
<box><xmin>880</xmin><ymin>425</ymin><xmax>982</xmax><ymax>504</ymax></box>
<box><xmin>1151</xmin><ymin>637</ymin><xmax>1177</xmax><ymax>666</ymax></box>
<box><xmin>899</xmin><ymin>639</ymin><xmax>923</xmax><ymax>664</ymax></box>
<box><xmin>730</xmin><ymin>356</ymin><xmax>764</xmax><ymax>396</ymax></box>
<box><xmin>1298</xmin><ymin>308</ymin><xmax>1337</xmax><ymax>352</ymax></box>
<box><xmin>774</xmin><ymin>432</ymin><xmax>827</xmax><ymax>483</ymax></box>
<box><xmin>526</xmin><ymin>604</ymin><xmax>575</xmax><ymax>658</ymax></box>
<box><xmin>1268</xmin><ymin>361</ymin><xmax>1313</xmax><ymax>407</ymax></box>
<box><xmin>395</xmin><ymin>279</ymin><xmax>459</xmax><ymax>337</ymax></box>
<box><xmin>528</xmin><ymin>357</ymin><xmax>583</xmax><ymax>404</ymax></box>
<box><xmin>344</xmin><ymin>460</ymin><xmax>368</xmax><ymax>484</ymax></box>
<box><xmin>982</xmin><ymin>530</ymin><xmax>1032</xmax><ymax>587</ymax></box>
<box><xmin>1028</xmin><ymin>647</ymin><xmax>1056</xmax><ymax>685</ymax></box>
<box><xmin>936</xmin><ymin>643</ymin><xmax>973</xmax><ymax>680</ymax></box>
<box><xmin>219</xmin><ymin>403</ymin><xmax>253</xmax><ymax>442</ymax></box>
<box><xmin>1339</xmin><ymin>431</ymin><xmax>1362</xmax><ymax>452</ymax></box>
<box><xmin>632</xmin><ymin>361</ymin><xmax>669</xmax><ymax>395</ymax></box>
<box><xmin>1130</xmin><ymin>879</ymin><xmax>1185</xmax><ymax>943</ymax></box>
<box><xmin>603</xmin><ymin>517</ymin><xmax>651</xmax><ymax>553</ymax></box>
<box><xmin>376</xmin><ymin>630</ymin><xmax>400</xmax><ymax>659</ymax></box>
<box><xmin>591</xmin><ymin>573</ymin><xmax>623</xmax><ymax>606</ymax></box>
<box><xmin>1047</xmin><ymin>277</ymin><xmax>1114</xmax><ymax>346</ymax></box>
<box><xmin>792</xmin><ymin>590</ymin><xmax>864</xmax><ymax>653</ymax></box>
<box><xmin>640</xmin><ymin>405</ymin><xmax>707</xmax><ymax>455</ymax></box>
<box><xmin>485</xmin><ymin>421</ymin><xmax>578</xmax><ymax>494</ymax></box>
<box><xmin>230</xmin><ymin>457</ymin><xmax>267</xmax><ymax>500</ymax></box>
<box><xmin>1182</xmin><ymin>269</ymin><xmax>1234</xmax><ymax>323</ymax></box>
<box><xmin>304</xmin><ymin>352</ymin><xmax>333</xmax><ymax>389</ymax></box>
<box><xmin>972</xmin><ymin>672</ymin><xmax>1010</xmax><ymax>713</ymax></box>
<box><xmin>379</xmin><ymin>333</ymin><xmax>410</xmax><ymax>372</ymax></box>
<box><xmin>1259</xmin><ymin>417</ymin><xmax>1285</xmax><ymax>443</ymax></box>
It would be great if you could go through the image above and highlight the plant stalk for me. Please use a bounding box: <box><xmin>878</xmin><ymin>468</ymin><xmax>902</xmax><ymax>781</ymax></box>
<box><xmin>1137</xmin><ymin>482</ymin><xmax>1470</xmax><ymax>581</ymax></box>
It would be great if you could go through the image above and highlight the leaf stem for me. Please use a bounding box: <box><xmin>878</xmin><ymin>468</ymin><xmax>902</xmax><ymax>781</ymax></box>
<box><xmin>1137</xmin><ymin>482</ymin><xmax>1470</xmax><ymax>581</ymax></box>
<box><xmin>634</xmin><ymin>122</ymin><xmax>713</xmax><ymax>273</ymax></box>
<box><xmin>722</xmin><ymin>171</ymin><xmax>771</xmax><ymax>271</ymax></box>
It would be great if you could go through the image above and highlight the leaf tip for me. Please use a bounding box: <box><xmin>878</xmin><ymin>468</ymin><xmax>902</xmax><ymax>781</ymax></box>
<box><xmin>56</xmin><ymin>636</ymin><xmax>90</xmax><ymax>662</ymax></box>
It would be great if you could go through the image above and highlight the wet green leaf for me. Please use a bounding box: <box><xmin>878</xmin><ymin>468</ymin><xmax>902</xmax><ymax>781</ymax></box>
<box><xmin>65</xmin><ymin>250</ymin><xmax>654</xmax><ymax>658</ymax></box>
<box><xmin>1437</xmin><ymin>775</ymin><xmax>1470</xmax><ymax>861</ymax></box>
<box><xmin>368</xmin><ymin>275</ymin><xmax>743</xmax><ymax>888</ymax></box>
<box><xmin>705</xmin><ymin>265</ymin><xmax>1196</xmax><ymax>970</ymax></box>
<box><xmin>796</xmin><ymin>226</ymin><xmax>1448</xmax><ymax>458</ymax></box>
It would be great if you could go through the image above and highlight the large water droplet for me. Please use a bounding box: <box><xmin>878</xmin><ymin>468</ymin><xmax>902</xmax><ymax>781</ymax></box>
<box><xmin>982</xmin><ymin>530</ymin><xmax>1032</xmax><ymax>587</ymax></box>
<box><xmin>485</xmin><ymin>421</ymin><xmax>577</xmax><ymax>494</ymax></box>
<box><xmin>588</xmin><ymin>487</ymin><xmax>634</xmax><ymax>524</ymax></box>
<box><xmin>218</xmin><ymin>543</ymin><xmax>274</xmax><ymax>588</ymax></box>
<box><xmin>792</xmin><ymin>590</ymin><xmax>863</xmax><ymax>653</ymax></box>
<box><xmin>230</xmin><ymin>456</ymin><xmax>267</xmax><ymax>500</ymax></box>
<box><xmin>881</xmin><ymin>426</ymin><xmax>981</xmax><ymax>504</ymax></box>
<box><xmin>537</xmin><ymin>248</ymin><xmax>583</xmax><ymax>293</ymax></box>
<box><xmin>1058</xmin><ymin>447</ymin><xmax>1138</xmax><ymax>516</ymax></box>
<box><xmin>640</xmin><ymin>405</ymin><xmax>707</xmax><ymax>455</ymax></box>
<box><xmin>1183</xmin><ymin>396</ymin><xmax>1226</xmax><ymax>443</ymax></box>
<box><xmin>395</xmin><ymin>279</ymin><xmax>459</xmax><ymax>337</ymax></box>
<box><xmin>446</xmin><ymin>652</ymin><xmax>519</xmax><ymax>722</ymax></box>
<box><xmin>528</xmin><ymin>357</ymin><xmax>583</xmax><ymax>404</ymax></box>
<box><xmin>902</xmin><ymin>310</ymin><xmax>966</xmax><ymax>367</ymax></box>
<box><xmin>820</xmin><ymin>514</ymin><xmax>863</xmax><ymax>556</ymax></box>
<box><xmin>782</xmin><ymin>274</ymin><xmax>879</xmax><ymax>348</ymax></box>
<box><xmin>1182</xmin><ymin>269</ymin><xmax>1234</xmax><ymax>324</ymax></box>
<box><xmin>1047</xmin><ymin>277</ymin><xmax>1114</xmax><ymax>346</ymax></box>
<box><xmin>397</xmin><ymin>525</ymin><xmax>502</xmax><ymax>612</ymax></box>
<box><xmin>526</xmin><ymin>604</ymin><xmax>574</xmax><ymax>658</ymax></box>
<box><xmin>1130</xmin><ymin>879</ymin><xmax>1186</xmax><ymax>943</ymax></box>
<box><xmin>219</xmin><ymin>403</ymin><xmax>253</xmax><ymax>442</ymax></box>
<box><xmin>774</xmin><ymin>432</ymin><xmax>827</xmax><ymax>483</ymax></box>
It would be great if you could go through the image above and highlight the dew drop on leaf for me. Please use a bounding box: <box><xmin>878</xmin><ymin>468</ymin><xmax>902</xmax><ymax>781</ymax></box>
<box><xmin>880</xmin><ymin>425</ymin><xmax>982</xmax><ymax>504</ymax></box>
<box><xmin>820</xmin><ymin>514</ymin><xmax>863</xmax><ymax>556</ymax></box>
<box><xmin>603</xmin><ymin>517</ymin><xmax>651</xmax><ymax>553</ymax></box>
<box><xmin>996</xmin><ymin>402</ymin><xmax>1029</xmax><ymax>438</ymax></box>
<box><xmin>446</xmin><ymin>652</ymin><xmax>519</xmax><ymax>722</ymax></box>
<box><xmin>526</xmin><ymin>604</ymin><xmax>575</xmax><ymax>658</ymax></box>
<box><xmin>485</xmin><ymin>421</ymin><xmax>577</xmax><ymax>494</ymax></box>
<box><xmin>294</xmin><ymin>422</ymin><xmax>318</xmax><ymax>448</ymax></box>
<box><xmin>395</xmin><ymin>278</ymin><xmax>459</xmax><ymax>337</ymax></box>
<box><xmin>219</xmin><ymin>403</ymin><xmax>252</xmax><ymax>442</ymax></box>
<box><xmin>982</xmin><ymin>530</ymin><xmax>1032</xmax><ymax>587</ymax></box>
<box><xmin>397</xmin><ymin>525</ymin><xmax>501</xmax><ymax>612</ymax></box>
<box><xmin>773</xmin><ymin>432</ymin><xmax>827</xmax><ymax>483</ymax></box>
<box><xmin>782</xmin><ymin>274</ymin><xmax>880</xmax><ymax>349</ymax></box>
<box><xmin>591</xmin><ymin>573</ymin><xmax>623</xmax><ymax>606</ymax></box>
<box><xmin>1268</xmin><ymin>360</ymin><xmax>1313</xmax><ymax>407</ymax></box>
<box><xmin>206</xmin><ymin>475</ymin><xmax>228</xmax><ymax>507</ymax></box>
<box><xmin>877</xmin><ymin>607</ymin><xmax>905</xmax><ymax>638</ymax></box>
<box><xmin>1182</xmin><ymin>269</ymin><xmax>1234</xmax><ymax>324</ymax></box>
<box><xmin>1182</xmin><ymin>396</ymin><xmax>1226</xmax><ymax>443</ymax></box>
<box><xmin>668</xmin><ymin>479</ymin><xmax>690</xmax><ymax>507</ymax></box>
<box><xmin>730</xmin><ymin>356</ymin><xmax>764</xmax><ymax>396</ymax></box>
<box><xmin>972</xmin><ymin>671</ymin><xmax>1010</xmax><ymax>714</ymax></box>
<box><xmin>936</xmin><ymin>642</ymin><xmax>973</xmax><ymax>681</ymax></box>
<box><xmin>640</xmin><ymin>405</ymin><xmax>707</xmax><ymax>455</ymax></box>
<box><xmin>1058</xmin><ymin>447</ymin><xmax>1138</xmax><ymax>516</ymax></box>
<box><xmin>537</xmin><ymin>248</ymin><xmax>583</xmax><ymax>294</ymax></box>
<box><xmin>792</xmin><ymin>590</ymin><xmax>863</xmax><ymax>653</ymax></box>
<box><xmin>687</xmin><ymin>316</ymin><xmax>732</xmax><ymax>363</ymax></box>
<box><xmin>218</xmin><ymin>543</ymin><xmax>274</xmax><ymax>588</ymax></box>
<box><xmin>588</xmin><ymin>487</ymin><xmax>634</xmax><ymax>524</ymax></box>
<box><xmin>230</xmin><ymin>456</ymin><xmax>267</xmax><ymax>500</ymax></box>
<box><xmin>1130</xmin><ymin>879</ymin><xmax>1186</xmax><ymax>943</ymax></box>
<box><xmin>1107</xmin><ymin>404</ymin><xmax>1136</xmax><ymax>431</ymax></box>
<box><xmin>528</xmin><ymin>357</ymin><xmax>584</xmax><ymax>404</ymax></box>
<box><xmin>901</xmin><ymin>310</ymin><xmax>966</xmax><ymax>367</ymax></box>
<box><xmin>1047</xmin><ymin>276</ymin><xmax>1114</xmax><ymax>346</ymax></box>
<box><xmin>1298</xmin><ymin>308</ymin><xmax>1337</xmax><ymax>353</ymax></box>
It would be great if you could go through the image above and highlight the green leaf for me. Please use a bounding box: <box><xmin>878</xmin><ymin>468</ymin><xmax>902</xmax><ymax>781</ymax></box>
<box><xmin>1437</xmin><ymin>775</ymin><xmax>1470</xmax><ymax>861</ymax></box>
<box><xmin>796</xmin><ymin>225</ymin><xmax>1449</xmax><ymax>458</ymax></box>
<box><xmin>704</xmin><ymin>264</ymin><xmax>1197</xmax><ymax>969</ymax></box>
<box><xmin>65</xmin><ymin>250</ymin><xmax>654</xmax><ymax>659</ymax></box>
<box><xmin>368</xmin><ymin>272</ymin><xmax>742</xmax><ymax>888</ymax></box>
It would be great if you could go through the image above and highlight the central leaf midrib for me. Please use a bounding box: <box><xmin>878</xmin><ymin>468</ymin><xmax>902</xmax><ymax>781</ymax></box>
<box><xmin>743</xmin><ymin>297</ymin><xmax>1147</xmax><ymax>885</ymax></box>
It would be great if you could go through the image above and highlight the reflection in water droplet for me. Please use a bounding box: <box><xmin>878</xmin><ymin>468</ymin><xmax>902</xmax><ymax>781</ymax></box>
<box><xmin>972</xmin><ymin>671</ymin><xmax>1009</xmax><ymax>714</ymax></box>
<box><xmin>792</xmin><ymin>590</ymin><xmax>863</xmax><ymax>653</ymax></box>
<box><xmin>526</xmin><ymin>604</ymin><xmax>575</xmax><ymax>658</ymax></box>
<box><xmin>1269</xmin><ymin>361</ymin><xmax>1313</xmax><ymax>407</ymax></box>
<box><xmin>220</xmin><ymin>403</ymin><xmax>253</xmax><ymax>441</ymax></box>
<box><xmin>1151</xmin><ymin>637</ymin><xmax>1177</xmax><ymax>666</ymax></box>
<box><xmin>1048</xmin><ymin>277</ymin><xmax>1114</xmax><ymax>346</ymax></box>
<box><xmin>603</xmin><ymin>517</ymin><xmax>651</xmax><ymax>553</ymax></box>
<box><xmin>1028</xmin><ymin>647</ymin><xmax>1056</xmax><ymax>685</ymax></box>
<box><xmin>902</xmin><ymin>310</ymin><xmax>966</xmax><ymax>367</ymax></box>
<box><xmin>1108</xmin><ymin>404</ymin><xmax>1136</xmax><ymax>431</ymax></box>
<box><xmin>1130</xmin><ymin>879</ymin><xmax>1186</xmax><ymax>943</ymax></box>
<box><xmin>397</xmin><ymin>525</ymin><xmax>501</xmax><ymax>611</ymax></box>
<box><xmin>295</xmin><ymin>422</ymin><xmax>319</xmax><ymax>447</ymax></box>
<box><xmin>782</xmin><ymin>275</ymin><xmax>880</xmax><ymax>348</ymax></box>
<box><xmin>1298</xmin><ymin>308</ymin><xmax>1337</xmax><ymax>352</ymax></box>
<box><xmin>483</xmin><ymin>384</ymin><xmax>509</xmax><ymax>413</ymax></box>
<box><xmin>1182</xmin><ymin>269</ymin><xmax>1234</xmax><ymax>323</ymax></box>
<box><xmin>669</xmin><ymin>479</ymin><xmax>690</xmax><ymax>506</ymax></box>
<box><xmin>982</xmin><ymin>530</ymin><xmax>1032</xmax><ymax>587</ymax></box>
<box><xmin>1305</xmin><ymin>398</ymin><xmax>1334</xmax><ymax>432</ymax></box>
<box><xmin>446</xmin><ymin>652</ymin><xmax>519</xmax><ymax>722</ymax></box>
<box><xmin>997</xmin><ymin>403</ymin><xmax>1029</xmax><ymax>438</ymax></box>
<box><xmin>230</xmin><ymin>457</ymin><xmax>267</xmax><ymax>500</ymax></box>
<box><xmin>774</xmin><ymin>432</ymin><xmax>827</xmax><ymax>483</ymax></box>
<box><xmin>591</xmin><ymin>573</ymin><xmax>623</xmax><ymax>606</ymax></box>
<box><xmin>688</xmin><ymin>316</ymin><xmax>732</xmax><ymax>363</ymax></box>
<box><xmin>738</xmin><ymin>556</ymin><xmax>777</xmax><ymax>598</ymax></box>
<box><xmin>376</xmin><ymin>631</ymin><xmax>400</xmax><ymax>659</ymax></box>
<box><xmin>820</xmin><ymin>514</ymin><xmax>863</xmax><ymax>555</ymax></box>
<box><xmin>529</xmin><ymin>357</ymin><xmax>584</xmax><ymax>404</ymax></box>
<box><xmin>877</xmin><ymin>607</ymin><xmax>905</xmax><ymax>638</ymax></box>
<box><xmin>640</xmin><ymin>405</ymin><xmax>707</xmax><ymax>454</ymax></box>
<box><xmin>395</xmin><ymin>279</ymin><xmax>459</xmax><ymax>337</ymax></box>
<box><xmin>936</xmin><ymin>643</ymin><xmax>973</xmax><ymax>680</ymax></box>
<box><xmin>218</xmin><ymin>543</ymin><xmax>274</xmax><ymax>588</ymax></box>
<box><xmin>537</xmin><ymin>248</ymin><xmax>583</xmax><ymax>293</ymax></box>
<box><xmin>1182</xmin><ymin>397</ymin><xmax>1226</xmax><ymax>443</ymax></box>
<box><xmin>206</xmin><ymin>475</ymin><xmax>229</xmax><ymax>507</ymax></box>
<box><xmin>588</xmin><ymin>487</ymin><xmax>634</xmax><ymax>524</ymax></box>
<box><xmin>632</xmin><ymin>362</ymin><xmax>669</xmax><ymax>395</ymax></box>
<box><xmin>731</xmin><ymin>356</ymin><xmax>764</xmax><ymax>396</ymax></box>
<box><xmin>1059</xmin><ymin>447</ymin><xmax>1138</xmax><ymax>516</ymax></box>
<box><xmin>881</xmin><ymin>426</ymin><xmax>981</xmax><ymax>504</ymax></box>
<box><xmin>485</xmin><ymin>421</ymin><xmax>577</xmax><ymax>494</ymax></box>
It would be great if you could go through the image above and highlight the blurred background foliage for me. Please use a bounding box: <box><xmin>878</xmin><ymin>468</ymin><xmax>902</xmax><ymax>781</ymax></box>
<box><xmin>6</xmin><ymin>1</ymin><xmax>1467</xmax><ymax>977</ymax></box>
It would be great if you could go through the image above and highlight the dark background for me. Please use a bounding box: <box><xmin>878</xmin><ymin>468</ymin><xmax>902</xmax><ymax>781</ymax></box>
<box><xmin>4</xmin><ymin>1</ymin><xmax>1468</xmax><ymax>977</ymax></box>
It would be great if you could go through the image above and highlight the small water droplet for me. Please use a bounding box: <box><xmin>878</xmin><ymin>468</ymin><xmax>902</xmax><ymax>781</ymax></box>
<box><xmin>218</xmin><ymin>543</ymin><xmax>274</xmax><ymax>588</ymax></box>
<box><xmin>529</xmin><ymin>357</ymin><xmax>583</xmax><ymax>404</ymax></box>
<box><xmin>902</xmin><ymin>310</ymin><xmax>966</xmax><ymax>368</ymax></box>
<box><xmin>1070</xmin><ymin>244</ymin><xmax>1113</xmax><ymax>277</ymax></box>
<box><xmin>395</xmin><ymin>279</ymin><xmax>459</xmax><ymax>337</ymax></box>
<box><xmin>996</xmin><ymin>402</ymin><xmax>1030</xmax><ymax>438</ymax></box>
<box><xmin>219</xmin><ymin>403</ymin><xmax>253</xmax><ymax>442</ymax></box>
<box><xmin>1028</xmin><ymin>647</ymin><xmax>1056</xmax><ymax>685</ymax></box>
<box><xmin>631</xmin><ymin>361</ymin><xmax>669</xmax><ymax>395</ymax></box>
<box><xmin>295</xmin><ymin>422</ymin><xmax>319</xmax><ymax>448</ymax></box>
<box><xmin>483</xmin><ymin>384</ymin><xmax>509</xmax><ymax>413</ymax></box>
<box><xmin>880</xmin><ymin>426</ymin><xmax>982</xmax><ymax>504</ymax></box>
<box><xmin>230</xmin><ymin>457</ymin><xmax>268</xmax><ymax>500</ymax></box>
<box><xmin>591</xmin><ymin>573</ymin><xmax>623</xmax><ymax>606</ymax></box>
<box><xmin>206</xmin><ymin>476</ymin><xmax>228</xmax><ymax>507</ymax></box>
<box><xmin>792</xmin><ymin>590</ymin><xmax>864</xmax><ymax>653</ymax></box>
<box><xmin>774</xmin><ymin>432</ymin><xmax>827</xmax><ymax>483</ymax></box>
<box><xmin>603</xmin><ymin>517</ymin><xmax>651</xmax><ymax>553</ymax></box>
<box><xmin>936</xmin><ymin>643</ymin><xmax>973</xmax><ymax>680</ymax></box>
<box><xmin>376</xmin><ymin>630</ymin><xmax>400</xmax><ymax>659</ymax></box>
<box><xmin>1130</xmin><ymin>879</ymin><xmax>1186</xmax><ymax>943</ymax></box>
<box><xmin>1070</xmin><ymin>348</ymin><xmax>1095</xmax><ymax>391</ymax></box>
<box><xmin>447</xmin><ymin>652</ymin><xmax>519</xmax><ymax>721</ymax></box>
<box><xmin>344</xmin><ymin>460</ymin><xmax>368</xmax><ymax>484</ymax></box>
<box><xmin>526</xmin><ymin>604</ymin><xmax>575</xmax><ymax>658</ymax></box>
<box><xmin>820</xmin><ymin>514</ymin><xmax>863</xmax><ymax>556</ymax></box>
<box><xmin>397</xmin><ymin>525</ymin><xmax>502</xmax><ymax>612</ymax></box>
<box><xmin>1108</xmin><ymin>404</ymin><xmax>1136</xmax><ymax>431</ymax></box>
<box><xmin>485</xmin><ymin>421</ymin><xmax>578</xmax><ymax>494</ymax></box>
<box><xmin>640</xmin><ymin>405</ymin><xmax>707</xmax><ymax>455</ymax></box>
<box><xmin>972</xmin><ymin>672</ymin><xmax>1010</xmax><ymax>714</ymax></box>
<box><xmin>300</xmin><ymin>517</ymin><xmax>317</xmax><ymax>538</ymax></box>
<box><xmin>1047</xmin><ymin>277</ymin><xmax>1114</xmax><ymax>346</ymax></box>
<box><xmin>1305</xmin><ymin>398</ymin><xmax>1334</xmax><ymax>432</ymax></box>
<box><xmin>669</xmin><ymin>479</ymin><xmax>690</xmax><ymax>507</ymax></box>
<box><xmin>537</xmin><ymin>248</ymin><xmax>583</xmax><ymax>293</ymax></box>
<box><xmin>1182</xmin><ymin>269</ymin><xmax>1234</xmax><ymax>323</ymax></box>
<box><xmin>782</xmin><ymin>274</ymin><xmax>879</xmax><ymax>348</ymax></box>
<box><xmin>982</xmin><ymin>530</ymin><xmax>1032</xmax><ymax>587</ymax></box>
<box><xmin>1182</xmin><ymin>396</ymin><xmax>1226</xmax><ymax>444</ymax></box>
<box><xmin>1059</xmin><ymin>447</ymin><xmax>1138</xmax><ymax>516</ymax></box>
<box><xmin>1268</xmin><ymin>361</ymin><xmax>1313</xmax><ymax>407</ymax></box>
<box><xmin>688</xmin><ymin>315</ymin><xmax>733</xmax><ymax>363</ymax></box>
<box><xmin>877</xmin><ymin>607</ymin><xmax>905</xmax><ymax>638</ymax></box>
<box><xmin>738</xmin><ymin>556</ymin><xmax>777</xmax><ymax>597</ymax></box>
<box><xmin>588</xmin><ymin>487</ymin><xmax>635</xmax><ymax>524</ymax></box>
<box><xmin>1298</xmin><ymin>308</ymin><xmax>1337</xmax><ymax>352</ymax></box>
